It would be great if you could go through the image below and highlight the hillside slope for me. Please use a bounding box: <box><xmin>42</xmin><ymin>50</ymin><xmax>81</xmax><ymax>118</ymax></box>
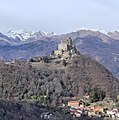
<box><xmin>0</xmin><ymin>54</ymin><xmax>119</xmax><ymax>106</ymax></box>
<box><xmin>0</xmin><ymin>99</ymin><xmax>77</xmax><ymax>120</ymax></box>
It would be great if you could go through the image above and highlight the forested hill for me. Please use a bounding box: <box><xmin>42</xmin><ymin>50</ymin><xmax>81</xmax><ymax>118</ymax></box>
<box><xmin>0</xmin><ymin>54</ymin><xmax>119</xmax><ymax>119</ymax></box>
<box><xmin>0</xmin><ymin>54</ymin><xmax>119</xmax><ymax>105</ymax></box>
<box><xmin>0</xmin><ymin>99</ymin><xmax>76</xmax><ymax>120</ymax></box>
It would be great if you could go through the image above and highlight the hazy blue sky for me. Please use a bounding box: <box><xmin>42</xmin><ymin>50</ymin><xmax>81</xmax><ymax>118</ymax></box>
<box><xmin>0</xmin><ymin>0</ymin><xmax>119</xmax><ymax>33</ymax></box>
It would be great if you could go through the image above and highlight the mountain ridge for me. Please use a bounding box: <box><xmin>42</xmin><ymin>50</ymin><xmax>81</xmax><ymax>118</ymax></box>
<box><xmin>1</xmin><ymin>29</ymin><xmax>119</xmax><ymax>46</ymax></box>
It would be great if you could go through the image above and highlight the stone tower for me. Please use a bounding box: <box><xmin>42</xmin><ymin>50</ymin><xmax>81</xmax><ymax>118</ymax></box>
<box><xmin>50</xmin><ymin>37</ymin><xmax>77</xmax><ymax>59</ymax></box>
<box><xmin>58</xmin><ymin>37</ymin><xmax>73</xmax><ymax>52</ymax></box>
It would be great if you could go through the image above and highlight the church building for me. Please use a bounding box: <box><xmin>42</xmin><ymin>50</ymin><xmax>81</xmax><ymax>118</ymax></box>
<box><xmin>50</xmin><ymin>37</ymin><xmax>77</xmax><ymax>59</ymax></box>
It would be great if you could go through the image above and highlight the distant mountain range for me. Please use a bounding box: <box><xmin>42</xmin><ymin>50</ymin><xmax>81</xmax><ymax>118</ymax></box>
<box><xmin>1</xmin><ymin>29</ymin><xmax>119</xmax><ymax>78</ymax></box>
<box><xmin>0</xmin><ymin>30</ymin><xmax>56</xmax><ymax>46</ymax></box>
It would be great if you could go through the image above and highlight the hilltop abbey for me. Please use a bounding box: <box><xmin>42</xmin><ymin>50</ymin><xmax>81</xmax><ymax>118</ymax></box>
<box><xmin>30</xmin><ymin>38</ymin><xmax>78</xmax><ymax>63</ymax></box>
<box><xmin>50</xmin><ymin>37</ymin><xmax>77</xmax><ymax>60</ymax></box>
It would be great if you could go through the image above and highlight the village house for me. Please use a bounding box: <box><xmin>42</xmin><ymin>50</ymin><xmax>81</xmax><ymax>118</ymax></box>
<box><xmin>88</xmin><ymin>106</ymin><xmax>104</xmax><ymax>113</ymax></box>
<box><xmin>94</xmin><ymin>106</ymin><xmax>104</xmax><ymax>113</ymax></box>
<box><xmin>106</xmin><ymin>110</ymin><xmax>116</xmax><ymax>118</ymax></box>
<box><xmin>70</xmin><ymin>107</ymin><xmax>86</xmax><ymax>118</ymax></box>
<box><xmin>106</xmin><ymin>108</ymin><xmax>119</xmax><ymax>118</ymax></box>
<box><xmin>88</xmin><ymin>110</ymin><xmax>96</xmax><ymax>117</ymax></box>
<box><xmin>68</xmin><ymin>101</ymin><xmax>80</xmax><ymax>107</ymax></box>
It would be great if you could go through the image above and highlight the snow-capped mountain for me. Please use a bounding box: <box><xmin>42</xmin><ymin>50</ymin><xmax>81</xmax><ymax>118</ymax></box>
<box><xmin>0</xmin><ymin>30</ymin><xmax>57</xmax><ymax>46</ymax></box>
<box><xmin>1</xmin><ymin>28</ymin><xmax>119</xmax><ymax>45</ymax></box>
<box><xmin>6</xmin><ymin>30</ymin><xmax>35</xmax><ymax>41</ymax></box>
<box><xmin>0</xmin><ymin>32</ymin><xmax>21</xmax><ymax>46</ymax></box>
<box><xmin>107</xmin><ymin>31</ymin><xmax>119</xmax><ymax>40</ymax></box>
<box><xmin>2</xmin><ymin>28</ymin><xmax>119</xmax><ymax>46</ymax></box>
<box><xmin>6</xmin><ymin>30</ymin><xmax>56</xmax><ymax>42</ymax></box>
<box><xmin>78</xmin><ymin>28</ymin><xmax>109</xmax><ymax>35</ymax></box>
<box><xmin>78</xmin><ymin>28</ymin><xmax>119</xmax><ymax>40</ymax></box>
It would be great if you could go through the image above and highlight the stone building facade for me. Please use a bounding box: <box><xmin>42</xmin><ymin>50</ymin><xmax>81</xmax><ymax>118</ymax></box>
<box><xmin>50</xmin><ymin>38</ymin><xmax>77</xmax><ymax>59</ymax></box>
